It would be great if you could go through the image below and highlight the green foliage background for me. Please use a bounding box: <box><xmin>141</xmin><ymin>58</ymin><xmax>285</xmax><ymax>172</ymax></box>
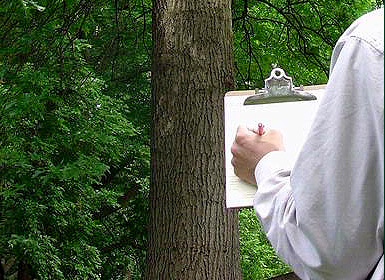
<box><xmin>1</xmin><ymin>0</ymin><xmax>151</xmax><ymax>279</ymax></box>
<box><xmin>0</xmin><ymin>0</ymin><xmax>381</xmax><ymax>279</ymax></box>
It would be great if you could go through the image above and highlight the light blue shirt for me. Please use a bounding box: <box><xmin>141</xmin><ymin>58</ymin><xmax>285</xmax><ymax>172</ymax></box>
<box><xmin>254</xmin><ymin>8</ymin><xmax>384</xmax><ymax>280</ymax></box>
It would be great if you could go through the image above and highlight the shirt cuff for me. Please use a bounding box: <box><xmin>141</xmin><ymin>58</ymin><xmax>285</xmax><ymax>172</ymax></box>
<box><xmin>255</xmin><ymin>151</ymin><xmax>292</xmax><ymax>187</ymax></box>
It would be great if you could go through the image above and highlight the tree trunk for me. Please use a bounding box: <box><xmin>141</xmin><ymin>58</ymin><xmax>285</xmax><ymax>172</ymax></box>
<box><xmin>147</xmin><ymin>0</ymin><xmax>240</xmax><ymax>279</ymax></box>
<box><xmin>17</xmin><ymin>262</ymin><xmax>33</xmax><ymax>280</ymax></box>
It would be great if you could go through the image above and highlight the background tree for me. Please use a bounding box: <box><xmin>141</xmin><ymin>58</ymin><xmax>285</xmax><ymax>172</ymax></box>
<box><xmin>0</xmin><ymin>1</ymin><xmax>151</xmax><ymax>279</ymax></box>
<box><xmin>232</xmin><ymin>0</ymin><xmax>379</xmax><ymax>89</ymax></box>
<box><xmin>147</xmin><ymin>0</ymin><xmax>241</xmax><ymax>279</ymax></box>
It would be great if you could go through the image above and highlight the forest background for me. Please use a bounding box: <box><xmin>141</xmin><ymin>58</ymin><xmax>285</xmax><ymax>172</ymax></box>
<box><xmin>0</xmin><ymin>0</ymin><xmax>382</xmax><ymax>279</ymax></box>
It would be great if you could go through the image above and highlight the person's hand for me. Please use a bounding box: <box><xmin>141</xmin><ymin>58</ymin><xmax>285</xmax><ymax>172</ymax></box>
<box><xmin>230</xmin><ymin>125</ymin><xmax>284</xmax><ymax>185</ymax></box>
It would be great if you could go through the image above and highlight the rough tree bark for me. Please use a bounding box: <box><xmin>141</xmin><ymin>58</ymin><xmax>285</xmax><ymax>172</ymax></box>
<box><xmin>147</xmin><ymin>0</ymin><xmax>241</xmax><ymax>279</ymax></box>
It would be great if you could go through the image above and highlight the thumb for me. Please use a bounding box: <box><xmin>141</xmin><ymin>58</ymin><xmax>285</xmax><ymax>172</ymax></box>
<box><xmin>236</xmin><ymin>124</ymin><xmax>253</xmax><ymax>136</ymax></box>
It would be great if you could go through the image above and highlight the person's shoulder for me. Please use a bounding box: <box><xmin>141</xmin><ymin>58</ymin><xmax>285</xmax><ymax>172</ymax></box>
<box><xmin>339</xmin><ymin>8</ymin><xmax>384</xmax><ymax>54</ymax></box>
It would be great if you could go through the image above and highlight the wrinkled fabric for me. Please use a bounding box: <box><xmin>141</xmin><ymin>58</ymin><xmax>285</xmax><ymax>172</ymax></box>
<box><xmin>253</xmin><ymin>8</ymin><xmax>384</xmax><ymax>280</ymax></box>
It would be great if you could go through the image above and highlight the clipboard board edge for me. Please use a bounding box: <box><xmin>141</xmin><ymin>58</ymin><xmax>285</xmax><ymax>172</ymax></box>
<box><xmin>225</xmin><ymin>84</ymin><xmax>326</xmax><ymax>97</ymax></box>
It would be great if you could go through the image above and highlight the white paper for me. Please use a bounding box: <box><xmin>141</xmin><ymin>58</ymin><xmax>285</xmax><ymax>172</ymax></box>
<box><xmin>224</xmin><ymin>89</ymin><xmax>325</xmax><ymax>208</ymax></box>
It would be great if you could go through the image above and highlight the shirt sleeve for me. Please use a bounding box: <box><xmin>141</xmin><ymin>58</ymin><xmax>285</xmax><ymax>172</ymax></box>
<box><xmin>253</xmin><ymin>28</ymin><xmax>384</xmax><ymax>279</ymax></box>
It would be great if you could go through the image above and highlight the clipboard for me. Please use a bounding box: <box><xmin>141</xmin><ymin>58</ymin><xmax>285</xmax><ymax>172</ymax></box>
<box><xmin>224</xmin><ymin>68</ymin><xmax>326</xmax><ymax>209</ymax></box>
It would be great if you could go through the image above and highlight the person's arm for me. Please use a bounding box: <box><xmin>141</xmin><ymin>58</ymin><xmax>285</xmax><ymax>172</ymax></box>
<box><xmin>258</xmin><ymin>35</ymin><xmax>383</xmax><ymax>279</ymax></box>
<box><xmin>232</xmin><ymin>15</ymin><xmax>384</xmax><ymax>279</ymax></box>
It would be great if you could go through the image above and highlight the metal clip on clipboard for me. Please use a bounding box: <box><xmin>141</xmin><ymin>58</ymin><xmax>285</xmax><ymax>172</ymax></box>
<box><xmin>243</xmin><ymin>68</ymin><xmax>317</xmax><ymax>105</ymax></box>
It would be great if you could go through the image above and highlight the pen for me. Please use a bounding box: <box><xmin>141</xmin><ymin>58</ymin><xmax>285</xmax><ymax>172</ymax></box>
<box><xmin>258</xmin><ymin>123</ymin><xmax>264</xmax><ymax>136</ymax></box>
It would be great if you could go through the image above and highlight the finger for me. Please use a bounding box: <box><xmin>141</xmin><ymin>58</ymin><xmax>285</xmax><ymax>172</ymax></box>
<box><xmin>235</xmin><ymin>125</ymin><xmax>255</xmax><ymax>144</ymax></box>
<box><xmin>236</xmin><ymin>124</ymin><xmax>251</xmax><ymax>135</ymax></box>
<box><xmin>233</xmin><ymin>165</ymin><xmax>239</xmax><ymax>177</ymax></box>
<box><xmin>230</xmin><ymin>141</ymin><xmax>237</xmax><ymax>155</ymax></box>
